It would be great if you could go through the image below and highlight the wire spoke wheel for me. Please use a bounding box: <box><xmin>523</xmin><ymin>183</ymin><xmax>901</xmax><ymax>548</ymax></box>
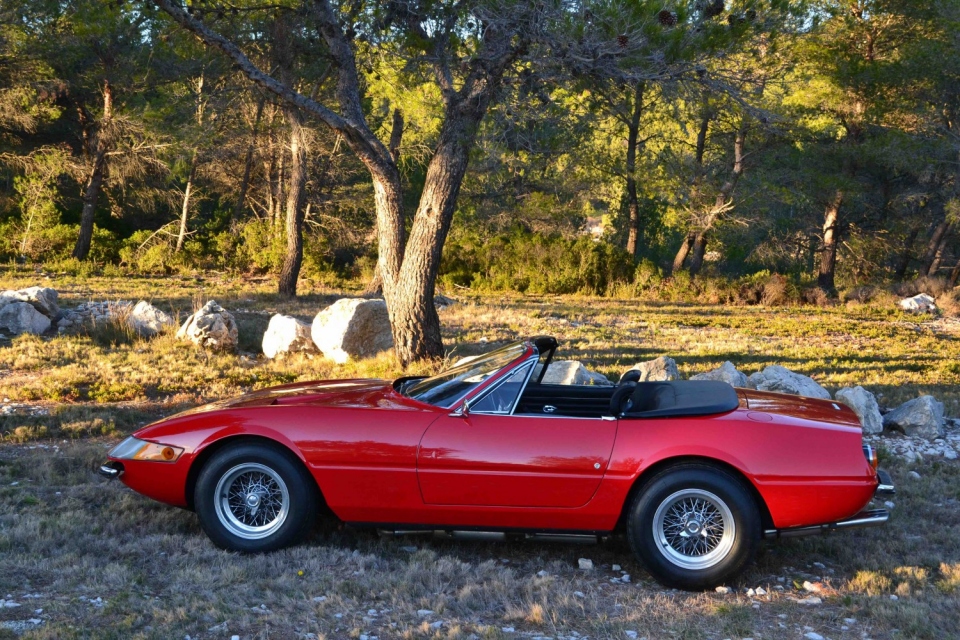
<box><xmin>214</xmin><ymin>463</ymin><xmax>290</xmax><ymax>540</ymax></box>
<box><xmin>653</xmin><ymin>488</ymin><xmax>736</xmax><ymax>570</ymax></box>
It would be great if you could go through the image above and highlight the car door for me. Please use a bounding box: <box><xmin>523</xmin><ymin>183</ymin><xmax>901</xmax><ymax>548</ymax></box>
<box><xmin>416</xmin><ymin>405</ymin><xmax>618</xmax><ymax>508</ymax></box>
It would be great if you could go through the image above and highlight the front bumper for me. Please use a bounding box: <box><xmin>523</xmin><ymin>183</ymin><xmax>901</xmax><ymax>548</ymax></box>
<box><xmin>764</xmin><ymin>467</ymin><xmax>894</xmax><ymax>539</ymax></box>
<box><xmin>99</xmin><ymin>460</ymin><xmax>124</xmax><ymax>479</ymax></box>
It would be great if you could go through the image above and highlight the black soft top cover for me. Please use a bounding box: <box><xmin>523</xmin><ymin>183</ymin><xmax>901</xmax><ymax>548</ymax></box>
<box><xmin>619</xmin><ymin>380</ymin><xmax>740</xmax><ymax>418</ymax></box>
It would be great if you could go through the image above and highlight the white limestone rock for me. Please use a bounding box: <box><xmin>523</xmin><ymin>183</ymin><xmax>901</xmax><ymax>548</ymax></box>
<box><xmin>127</xmin><ymin>300</ymin><xmax>174</xmax><ymax>337</ymax></box>
<box><xmin>882</xmin><ymin>395</ymin><xmax>945</xmax><ymax>439</ymax></box>
<box><xmin>747</xmin><ymin>365</ymin><xmax>831</xmax><ymax>399</ymax></box>
<box><xmin>899</xmin><ymin>293</ymin><xmax>936</xmax><ymax>313</ymax></box>
<box><xmin>176</xmin><ymin>301</ymin><xmax>238</xmax><ymax>351</ymax></box>
<box><xmin>626</xmin><ymin>356</ymin><xmax>680</xmax><ymax>382</ymax></box>
<box><xmin>0</xmin><ymin>286</ymin><xmax>59</xmax><ymax>317</ymax></box>
<box><xmin>0</xmin><ymin>301</ymin><xmax>51</xmax><ymax>335</ymax></box>
<box><xmin>262</xmin><ymin>314</ymin><xmax>317</xmax><ymax>358</ymax></box>
<box><xmin>311</xmin><ymin>298</ymin><xmax>393</xmax><ymax>364</ymax></box>
<box><xmin>541</xmin><ymin>360</ymin><xmax>612</xmax><ymax>386</ymax></box>
<box><xmin>690</xmin><ymin>361</ymin><xmax>748</xmax><ymax>387</ymax></box>
<box><xmin>835</xmin><ymin>386</ymin><xmax>883</xmax><ymax>435</ymax></box>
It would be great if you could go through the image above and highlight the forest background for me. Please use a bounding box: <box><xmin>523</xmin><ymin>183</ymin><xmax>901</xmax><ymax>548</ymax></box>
<box><xmin>2</xmin><ymin>0</ymin><xmax>960</xmax><ymax>362</ymax></box>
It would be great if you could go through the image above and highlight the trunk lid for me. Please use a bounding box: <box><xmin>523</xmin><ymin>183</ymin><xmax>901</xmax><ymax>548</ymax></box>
<box><xmin>739</xmin><ymin>388</ymin><xmax>861</xmax><ymax>428</ymax></box>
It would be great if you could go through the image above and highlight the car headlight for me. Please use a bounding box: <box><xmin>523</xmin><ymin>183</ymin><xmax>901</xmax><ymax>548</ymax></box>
<box><xmin>109</xmin><ymin>436</ymin><xmax>184</xmax><ymax>463</ymax></box>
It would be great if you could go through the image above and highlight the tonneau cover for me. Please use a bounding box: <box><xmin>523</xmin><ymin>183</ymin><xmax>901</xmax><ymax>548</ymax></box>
<box><xmin>620</xmin><ymin>380</ymin><xmax>740</xmax><ymax>418</ymax></box>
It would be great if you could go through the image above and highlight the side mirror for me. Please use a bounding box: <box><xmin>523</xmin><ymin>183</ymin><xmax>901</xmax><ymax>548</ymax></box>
<box><xmin>451</xmin><ymin>399</ymin><xmax>471</xmax><ymax>418</ymax></box>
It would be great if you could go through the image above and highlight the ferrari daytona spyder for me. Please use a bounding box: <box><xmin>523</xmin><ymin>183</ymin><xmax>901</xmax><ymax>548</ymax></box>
<box><xmin>101</xmin><ymin>336</ymin><xmax>893</xmax><ymax>589</ymax></box>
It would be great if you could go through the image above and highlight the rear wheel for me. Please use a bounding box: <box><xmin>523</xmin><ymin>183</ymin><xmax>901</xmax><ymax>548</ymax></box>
<box><xmin>194</xmin><ymin>443</ymin><xmax>317</xmax><ymax>552</ymax></box>
<box><xmin>626</xmin><ymin>465</ymin><xmax>760</xmax><ymax>590</ymax></box>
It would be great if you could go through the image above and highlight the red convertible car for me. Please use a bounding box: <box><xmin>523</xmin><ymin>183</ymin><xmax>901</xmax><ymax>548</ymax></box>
<box><xmin>101</xmin><ymin>336</ymin><xmax>893</xmax><ymax>589</ymax></box>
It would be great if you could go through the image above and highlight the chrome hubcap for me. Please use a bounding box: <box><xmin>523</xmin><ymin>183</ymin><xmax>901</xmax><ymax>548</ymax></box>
<box><xmin>214</xmin><ymin>463</ymin><xmax>289</xmax><ymax>540</ymax></box>
<box><xmin>653</xmin><ymin>488</ymin><xmax>735</xmax><ymax>570</ymax></box>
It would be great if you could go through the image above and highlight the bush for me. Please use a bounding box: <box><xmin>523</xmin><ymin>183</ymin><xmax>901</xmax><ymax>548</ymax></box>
<box><xmin>894</xmin><ymin>275</ymin><xmax>953</xmax><ymax>298</ymax></box>
<box><xmin>441</xmin><ymin>230</ymin><xmax>634</xmax><ymax>295</ymax></box>
<box><xmin>842</xmin><ymin>285</ymin><xmax>879</xmax><ymax>303</ymax></box>
<box><xmin>118</xmin><ymin>229</ymin><xmax>202</xmax><ymax>274</ymax></box>
<box><xmin>801</xmin><ymin>286</ymin><xmax>833</xmax><ymax>306</ymax></box>
<box><xmin>760</xmin><ymin>273</ymin><xmax>797</xmax><ymax>306</ymax></box>
<box><xmin>937</xmin><ymin>288</ymin><xmax>960</xmax><ymax>317</ymax></box>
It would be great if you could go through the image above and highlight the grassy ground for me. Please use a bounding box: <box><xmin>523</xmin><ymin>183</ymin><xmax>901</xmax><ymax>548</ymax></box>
<box><xmin>1</xmin><ymin>269</ymin><xmax>959</xmax><ymax>639</ymax></box>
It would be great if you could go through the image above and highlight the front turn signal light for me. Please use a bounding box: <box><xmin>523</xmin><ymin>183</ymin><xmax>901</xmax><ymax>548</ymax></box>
<box><xmin>109</xmin><ymin>436</ymin><xmax>183</xmax><ymax>463</ymax></box>
<box><xmin>133</xmin><ymin>443</ymin><xmax>183</xmax><ymax>462</ymax></box>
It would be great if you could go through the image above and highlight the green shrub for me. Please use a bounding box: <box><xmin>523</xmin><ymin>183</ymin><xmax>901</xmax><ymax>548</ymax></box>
<box><xmin>441</xmin><ymin>230</ymin><xmax>634</xmax><ymax>295</ymax></box>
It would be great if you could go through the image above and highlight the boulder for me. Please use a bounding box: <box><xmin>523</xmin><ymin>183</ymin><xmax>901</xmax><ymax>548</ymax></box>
<box><xmin>882</xmin><ymin>395</ymin><xmax>944</xmax><ymax>439</ymax></box>
<box><xmin>127</xmin><ymin>300</ymin><xmax>174</xmax><ymax>337</ymax></box>
<box><xmin>625</xmin><ymin>356</ymin><xmax>680</xmax><ymax>382</ymax></box>
<box><xmin>176</xmin><ymin>301</ymin><xmax>238</xmax><ymax>351</ymax></box>
<box><xmin>0</xmin><ymin>301</ymin><xmax>51</xmax><ymax>335</ymax></box>
<box><xmin>746</xmin><ymin>365</ymin><xmax>831</xmax><ymax>399</ymax></box>
<box><xmin>834</xmin><ymin>386</ymin><xmax>883</xmax><ymax>434</ymax></box>
<box><xmin>311</xmin><ymin>298</ymin><xmax>393</xmax><ymax>363</ymax></box>
<box><xmin>899</xmin><ymin>293</ymin><xmax>936</xmax><ymax>313</ymax></box>
<box><xmin>0</xmin><ymin>286</ymin><xmax>59</xmax><ymax>317</ymax></box>
<box><xmin>262</xmin><ymin>314</ymin><xmax>317</xmax><ymax>358</ymax></box>
<box><xmin>434</xmin><ymin>294</ymin><xmax>457</xmax><ymax>309</ymax></box>
<box><xmin>690</xmin><ymin>361</ymin><xmax>748</xmax><ymax>387</ymax></box>
<box><xmin>541</xmin><ymin>361</ymin><xmax>612</xmax><ymax>386</ymax></box>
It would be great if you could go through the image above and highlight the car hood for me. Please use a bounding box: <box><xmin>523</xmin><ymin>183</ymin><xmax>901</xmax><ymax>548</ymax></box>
<box><xmin>169</xmin><ymin>378</ymin><xmax>404</xmax><ymax>417</ymax></box>
<box><xmin>739</xmin><ymin>389</ymin><xmax>861</xmax><ymax>428</ymax></box>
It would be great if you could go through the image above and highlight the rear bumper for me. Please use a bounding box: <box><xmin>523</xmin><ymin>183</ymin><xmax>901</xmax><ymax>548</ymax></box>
<box><xmin>764</xmin><ymin>467</ymin><xmax>894</xmax><ymax>539</ymax></box>
<box><xmin>876</xmin><ymin>468</ymin><xmax>895</xmax><ymax>495</ymax></box>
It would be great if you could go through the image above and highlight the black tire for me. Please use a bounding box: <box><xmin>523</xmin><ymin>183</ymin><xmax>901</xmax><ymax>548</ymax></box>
<box><xmin>194</xmin><ymin>442</ymin><xmax>317</xmax><ymax>552</ymax></box>
<box><xmin>626</xmin><ymin>464</ymin><xmax>760</xmax><ymax>590</ymax></box>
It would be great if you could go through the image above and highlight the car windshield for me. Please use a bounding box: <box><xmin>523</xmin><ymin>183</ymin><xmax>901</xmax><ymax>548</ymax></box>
<box><xmin>401</xmin><ymin>342</ymin><xmax>528</xmax><ymax>408</ymax></box>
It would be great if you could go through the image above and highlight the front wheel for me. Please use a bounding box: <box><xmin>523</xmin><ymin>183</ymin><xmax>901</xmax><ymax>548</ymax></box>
<box><xmin>626</xmin><ymin>465</ymin><xmax>760</xmax><ymax>590</ymax></box>
<box><xmin>194</xmin><ymin>443</ymin><xmax>317</xmax><ymax>552</ymax></box>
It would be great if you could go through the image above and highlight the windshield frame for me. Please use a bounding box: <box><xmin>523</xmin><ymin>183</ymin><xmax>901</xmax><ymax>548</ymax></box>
<box><xmin>398</xmin><ymin>340</ymin><xmax>537</xmax><ymax>411</ymax></box>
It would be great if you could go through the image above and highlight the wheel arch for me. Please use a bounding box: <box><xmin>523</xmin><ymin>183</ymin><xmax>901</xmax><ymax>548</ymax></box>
<box><xmin>615</xmin><ymin>455</ymin><xmax>774</xmax><ymax>533</ymax></box>
<box><xmin>184</xmin><ymin>434</ymin><xmax>325</xmax><ymax>511</ymax></box>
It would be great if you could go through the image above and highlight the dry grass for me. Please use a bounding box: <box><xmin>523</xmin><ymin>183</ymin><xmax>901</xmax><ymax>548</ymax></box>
<box><xmin>1</xmin><ymin>270</ymin><xmax>960</xmax><ymax>638</ymax></box>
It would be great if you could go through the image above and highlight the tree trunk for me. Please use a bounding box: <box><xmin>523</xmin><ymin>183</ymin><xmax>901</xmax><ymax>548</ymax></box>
<box><xmin>624</xmin><ymin>82</ymin><xmax>644</xmax><ymax>259</ymax></box>
<box><xmin>672</xmin><ymin>232</ymin><xmax>695</xmax><ymax>273</ymax></box>
<box><xmin>233</xmin><ymin>96</ymin><xmax>265</xmax><ymax>223</ymax></box>
<box><xmin>926</xmin><ymin>223</ymin><xmax>952</xmax><ymax>276</ymax></box>
<box><xmin>73</xmin><ymin>81</ymin><xmax>113</xmax><ymax>260</ymax></box>
<box><xmin>363</xmin><ymin>108</ymin><xmax>406</xmax><ymax>296</ymax></box>
<box><xmin>950</xmin><ymin>258</ymin><xmax>960</xmax><ymax>286</ymax></box>
<box><xmin>278</xmin><ymin>105</ymin><xmax>307</xmax><ymax>298</ymax></box>
<box><xmin>689</xmin><ymin>233</ymin><xmax>708</xmax><ymax>276</ymax></box>
<box><xmin>818</xmin><ymin>190</ymin><xmax>843</xmax><ymax>292</ymax></box>
<box><xmin>921</xmin><ymin>218</ymin><xmax>950</xmax><ymax>275</ymax></box>
<box><xmin>176</xmin><ymin>153</ymin><xmax>197</xmax><ymax>252</ymax></box>
<box><xmin>894</xmin><ymin>226</ymin><xmax>921</xmax><ymax>280</ymax></box>
<box><xmin>383</xmin><ymin>102</ymin><xmax>486</xmax><ymax>364</ymax></box>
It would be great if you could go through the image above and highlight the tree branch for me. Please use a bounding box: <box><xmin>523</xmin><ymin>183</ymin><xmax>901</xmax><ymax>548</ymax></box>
<box><xmin>150</xmin><ymin>0</ymin><xmax>394</xmax><ymax>174</ymax></box>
